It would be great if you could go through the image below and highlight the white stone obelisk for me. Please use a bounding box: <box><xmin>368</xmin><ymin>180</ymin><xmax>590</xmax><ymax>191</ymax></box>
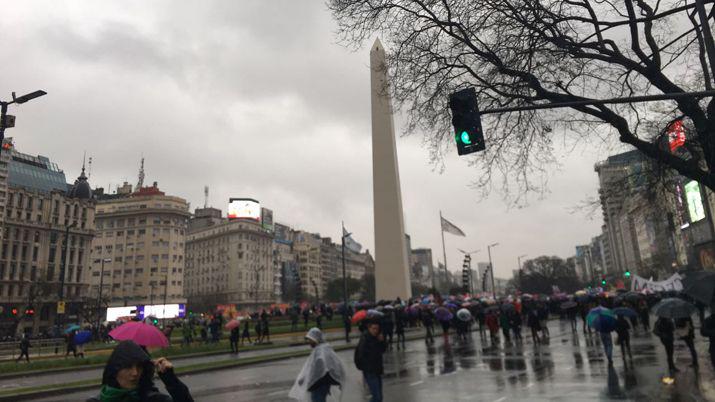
<box><xmin>371</xmin><ymin>38</ymin><xmax>412</xmax><ymax>301</ymax></box>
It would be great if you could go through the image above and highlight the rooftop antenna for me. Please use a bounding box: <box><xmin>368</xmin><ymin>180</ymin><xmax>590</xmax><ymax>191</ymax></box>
<box><xmin>137</xmin><ymin>156</ymin><xmax>145</xmax><ymax>189</ymax></box>
<box><xmin>87</xmin><ymin>156</ymin><xmax>93</xmax><ymax>179</ymax></box>
<box><xmin>204</xmin><ymin>185</ymin><xmax>209</xmax><ymax>208</ymax></box>
<box><xmin>81</xmin><ymin>151</ymin><xmax>86</xmax><ymax>175</ymax></box>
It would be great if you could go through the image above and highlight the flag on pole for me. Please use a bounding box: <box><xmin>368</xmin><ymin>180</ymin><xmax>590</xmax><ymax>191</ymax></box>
<box><xmin>343</xmin><ymin>227</ymin><xmax>362</xmax><ymax>253</ymax></box>
<box><xmin>441</xmin><ymin>216</ymin><xmax>466</xmax><ymax>236</ymax></box>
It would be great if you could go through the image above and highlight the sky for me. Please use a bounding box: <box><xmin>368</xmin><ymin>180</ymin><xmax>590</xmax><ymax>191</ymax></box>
<box><xmin>0</xmin><ymin>1</ymin><xmax>626</xmax><ymax>281</ymax></box>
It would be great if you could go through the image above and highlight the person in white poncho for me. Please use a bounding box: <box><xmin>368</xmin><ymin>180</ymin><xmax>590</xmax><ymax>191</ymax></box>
<box><xmin>289</xmin><ymin>327</ymin><xmax>346</xmax><ymax>402</ymax></box>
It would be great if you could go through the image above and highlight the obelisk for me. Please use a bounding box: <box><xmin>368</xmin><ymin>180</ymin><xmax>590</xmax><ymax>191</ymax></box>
<box><xmin>371</xmin><ymin>38</ymin><xmax>412</xmax><ymax>301</ymax></box>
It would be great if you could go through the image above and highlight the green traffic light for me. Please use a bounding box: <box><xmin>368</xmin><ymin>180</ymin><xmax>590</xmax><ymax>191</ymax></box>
<box><xmin>625</xmin><ymin>271</ymin><xmax>631</xmax><ymax>277</ymax></box>
<box><xmin>460</xmin><ymin>131</ymin><xmax>472</xmax><ymax>145</ymax></box>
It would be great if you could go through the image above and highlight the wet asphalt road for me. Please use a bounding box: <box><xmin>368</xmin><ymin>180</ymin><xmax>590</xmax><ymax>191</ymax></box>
<box><xmin>31</xmin><ymin>320</ymin><xmax>715</xmax><ymax>401</ymax></box>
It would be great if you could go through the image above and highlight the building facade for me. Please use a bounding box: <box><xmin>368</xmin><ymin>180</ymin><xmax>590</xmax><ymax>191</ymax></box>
<box><xmin>0</xmin><ymin>140</ymin><xmax>95</xmax><ymax>336</ymax></box>
<box><xmin>88</xmin><ymin>182</ymin><xmax>189</xmax><ymax>308</ymax></box>
<box><xmin>185</xmin><ymin>215</ymin><xmax>275</xmax><ymax>310</ymax></box>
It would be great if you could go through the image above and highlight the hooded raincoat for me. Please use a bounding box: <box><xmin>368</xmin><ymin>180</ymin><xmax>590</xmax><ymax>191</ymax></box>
<box><xmin>289</xmin><ymin>328</ymin><xmax>346</xmax><ymax>401</ymax></box>
<box><xmin>86</xmin><ymin>340</ymin><xmax>193</xmax><ymax>402</ymax></box>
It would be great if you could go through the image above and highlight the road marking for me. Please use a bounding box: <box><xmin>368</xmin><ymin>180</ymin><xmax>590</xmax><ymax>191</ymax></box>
<box><xmin>493</xmin><ymin>397</ymin><xmax>507</xmax><ymax>402</ymax></box>
<box><xmin>267</xmin><ymin>390</ymin><xmax>286</xmax><ymax>396</ymax></box>
<box><xmin>410</xmin><ymin>380</ymin><xmax>424</xmax><ymax>386</ymax></box>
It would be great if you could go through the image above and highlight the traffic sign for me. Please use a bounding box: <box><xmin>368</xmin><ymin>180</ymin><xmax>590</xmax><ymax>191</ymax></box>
<box><xmin>2</xmin><ymin>115</ymin><xmax>15</xmax><ymax>128</ymax></box>
<box><xmin>57</xmin><ymin>301</ymin><xmax>65</xmax><ymax>314</ymax></box>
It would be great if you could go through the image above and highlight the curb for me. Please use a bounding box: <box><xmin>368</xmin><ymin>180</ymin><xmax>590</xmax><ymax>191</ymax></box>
<box><xmin>0</xmin><ymin>334</ymin><xmax>424</xmax><ymax>401</ymax></box>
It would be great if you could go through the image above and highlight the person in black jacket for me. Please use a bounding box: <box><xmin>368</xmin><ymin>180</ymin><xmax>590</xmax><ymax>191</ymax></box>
<box><xmin>701</xmin><ymin>312</ymin><xmax>715</xmax><ymax>370</ymax></box>
<box><xmin>355</xmin><ymin>320</ymin><xmax>387</xmax><ymax>402</ymax></box>
<box><xmin>16</xmin><ymin>334</ymin><xmax>30</xmax><ymax>363</ymax></box>
<box><xmin>654</xmin><ymin>317</ymin><xmax>677</xmax><ymax>373</ymax></box>
<box><xmin>615</xmin><ymin>315</ymin><xmax>632</xmax><ymax>362</ymax></box>
<box><xmin>86</xmin><ymin>340</ymin><xmax>193</xmax><ymax>402</ymax></box>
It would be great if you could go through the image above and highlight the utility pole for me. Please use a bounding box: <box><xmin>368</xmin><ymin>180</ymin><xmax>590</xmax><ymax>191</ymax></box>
<box><xmin>487</xmin><ymin>243</ymin><xmax>499</xmax><ymax>299</ymax></box>
<box><xmin>162</xmin><ymin>273</ymin><xmax>168</xmax><ymax>326</ymax></box>
<box><xmin>341</xmin><ymin>223</ymin><xmax>350</xmax><ymax>343</ymax></box>
<box><xmin>0</xmin><ymin>90</ymin><xmax>47</xmax><ymax>156</ymax></box>
<box><xmin>55</xmin><ymin>221</ymin><xmax>76</xmax><ymax>336</ymax></box>
<box><xmin>95</xmin><ymin>258</ymin><xmax>111</xmax><ymax>332</ymax></box>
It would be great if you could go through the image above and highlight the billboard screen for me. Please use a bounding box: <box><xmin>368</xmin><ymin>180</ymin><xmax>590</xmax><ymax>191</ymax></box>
<box><xmin>261</xmin><ymin>208</ymin><xmax>274</xmax><ymax>231</ymax></box>
<box><xmin>685</xmin><ymin>181</ymin><xmax>706</xmax><ymax>222</ymax></box>
<box><xmin>138</xmin><ymin>304</ymin><xmax>186</xmax><ymax>319</ymax></box>
<box><xmin>228</xmin><ymin>198</ymin><xmax>261</xmax><ymax>221</ymax></box>
<box><xmin>106</xmin><ymin>306</ymin><xmax>137</xmax><ymax>322</ymax></box>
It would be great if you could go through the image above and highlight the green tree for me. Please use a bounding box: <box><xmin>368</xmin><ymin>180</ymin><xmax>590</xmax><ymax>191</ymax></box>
<box><xmin>324</xmin><ymin>277</ymin><xmax>363</xmax><ymax>302</ymax></box>
<box><xmin>515</xmin><ymin>256</ymin><xmax>582</xmax><ymax>294</ymax></box>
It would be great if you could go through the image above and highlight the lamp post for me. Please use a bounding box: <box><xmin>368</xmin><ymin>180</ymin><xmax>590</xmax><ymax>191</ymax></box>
<box><xmin>0</xmin><ymin>90</ymin><xmax>47</xmax><ymax>154</ymax></box>
<box><xmin>95</xmin><ymin>258</ymin><xmax>111</xmax><ymax>331</ymax></box>
<box><xmin>55</xmin><ymin>221</ymin><xmax>77</xmax><ymax>336</ymax></box>
<box><xmin>487</xmin><ymin>243</ymin><xmax>499</xmax><ymax>298</ymax></box>
<box><xmin>341</xmin><ymin>225</ymin><xmax>351</xmax><ymax>342</ymax></box>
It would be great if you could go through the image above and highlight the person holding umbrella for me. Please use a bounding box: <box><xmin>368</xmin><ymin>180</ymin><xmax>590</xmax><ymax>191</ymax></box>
<box><xmin>588</xmin><ymin>307</ymin><xmax>616</xmax><ymax>365</ymax></box>
<box><xmin>654</xmin><ymin>316</ymin><xmax>677</xmax><ymax>372</ymax></box>
<box><xmin>675</xmin><ymin>317</ymin><xmax>699</xmax><ymax>367</ymax></box>
<box><xmin>289</xmin><ymin>328</ymin><xmax>346</xmax><ymax>402</ymax></box>
<box><xmin>614</xmin><ymin>314</ymin><xmax>633</xmax><ymax>362</ymax></box>
<box><xmin>86</xmin><ymin>340</ymin><xmax>193</xmax><ymax>402</ymax></box>
<box><xmin>354</xmin><ymin>320</ymin><xmax>387</xmax><ymax>402</ymax></box>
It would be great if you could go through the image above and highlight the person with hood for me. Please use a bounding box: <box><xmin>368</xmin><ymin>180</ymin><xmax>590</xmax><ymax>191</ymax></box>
<box><xmin>354</xmin><ymin>320</ymin><xmax>387</xmax><ymax>402</ymax></box>
<box><xmin>16</xmin><ymin>334</ymin><xmax>30</xmax><ymax>363</ymax></box>
<box><xmin>87</xmin><ymin>340</ymin><xmax>193</xmax><ymax>402</ymax></box>
<box><xmin>289</xmin><ymin>328</ymin><xmax>346</xmax><ymax>402</ymax></box>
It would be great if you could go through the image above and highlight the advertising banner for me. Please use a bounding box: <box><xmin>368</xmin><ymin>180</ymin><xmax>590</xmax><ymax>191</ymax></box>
<box><xmin>228</xmin><ymin>198</ymin><xmax>261</xmax><ymax>221</ymax></box>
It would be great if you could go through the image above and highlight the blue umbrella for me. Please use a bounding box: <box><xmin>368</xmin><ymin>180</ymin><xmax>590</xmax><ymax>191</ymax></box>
<box><xmin>612</xmin><ymin>307</ymin><xmax>637</xmax><ymax>318</ymax></box>
<box><xmin>64</xmin><ymin>324</ymin><xmax>80</xmax><ymax>334</ymax></box>
<box><xmin>587</xmin><ymin>307</ymin><xmax>616</xmax><ymax>332</ymax></box>
<box><xmin>74</xmin><ymin>330</ymin><xmax>93</xmax><ymax>345</ymax></box>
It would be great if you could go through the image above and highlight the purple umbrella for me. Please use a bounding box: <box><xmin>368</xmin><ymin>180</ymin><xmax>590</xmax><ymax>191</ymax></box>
<box><xmin>434</xmin><ymin>307</ymin><xmax>453</xmax><ymax>322</ymax></box>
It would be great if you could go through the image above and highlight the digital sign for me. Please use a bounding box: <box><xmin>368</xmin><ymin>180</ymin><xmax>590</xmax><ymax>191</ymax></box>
<box><xmin>685</xmin><ymin>180</ymin><xmax>706</xmax><ymax>222</ymax></box>
<box><xmin>261</xmin><ymin>207</ymin><xmax>274</xmax><ymax>231</ymax></box>
<box><xmin>228</xmin><ymin>198</ymin><xmax>261</xmax><ymax>221</ymax></box>
<box><xmin>139</xmin><ymin>304</ymin><xmax>186</xmax><ymax>319</ymax></box>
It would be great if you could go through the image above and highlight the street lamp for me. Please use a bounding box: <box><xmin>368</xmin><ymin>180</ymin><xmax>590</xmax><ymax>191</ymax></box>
<box><xmin>95</xmin><ymin>258</ymin><xmax>112</xmax><ymax>331</ymax></box>
<box><xmin>0</xmin><ymin>90</ymin><xmax>47</xmax><ymax>153</ymax></box>
<box><xmin>487</xmin><ymin>243</ymin><xmax>499</xmax><ymax>298</ymax></box>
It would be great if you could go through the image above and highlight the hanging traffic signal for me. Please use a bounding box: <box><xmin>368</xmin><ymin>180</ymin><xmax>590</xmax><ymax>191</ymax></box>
<box><xmin>24</xmin><ymin>308</ymin><xmax>35</xmax><ymax>317</ymax></box>
<box><xmin>10</xmin><ymin>307</ymin><xmax>18</xmax><ymax>316</ymax></box>
<box><xmin>449</xmin><ymin>87</ymin><xmax>485</xmax><ymax>155</ymax></box>
<box><xmin>624</xmin><ymin>270</ymin><xmax>631</xmax><ymax>278</ymax></box>
<box><xmin>601</xmin><ymin>275</ymin><xmax>607</xmax><ymax>286</ymax></box>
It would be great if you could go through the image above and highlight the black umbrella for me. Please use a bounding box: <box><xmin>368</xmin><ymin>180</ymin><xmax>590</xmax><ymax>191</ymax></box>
<box><xmin>652</xmin><ymin>298</ymin><xmax>696</xmax><ymax>319</ymax></box>
<box><xmin>561</xmin><ymin>301</ymin><xmax>577</xmax><ymax>310</ymax></box>
<box><xmin>622</xmin><ymin>291</ymin><xmax>644</xmax><ymax>304</ymax></box>
<box><xmin>682</xmin><ymin>271</ymin><xmax>715</xmax><ymax>306</ymax></box>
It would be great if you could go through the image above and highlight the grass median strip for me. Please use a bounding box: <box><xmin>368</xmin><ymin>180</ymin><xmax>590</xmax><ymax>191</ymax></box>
<box><xmin>0</xmin><ymin>334</ymin><xmax>424</xmax><ymax>401</ymax></box>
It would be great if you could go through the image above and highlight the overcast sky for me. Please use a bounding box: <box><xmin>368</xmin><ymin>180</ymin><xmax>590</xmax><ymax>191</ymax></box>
<box><xmin>1</xmin><ymin>1</ymin><xmax>628</xmax><ymax>281</ymax></box>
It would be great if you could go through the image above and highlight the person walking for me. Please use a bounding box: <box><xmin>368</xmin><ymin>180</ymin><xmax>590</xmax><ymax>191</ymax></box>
<box><xmin>567</xmin><ymin>306</ymin><xmax>578</xmax><ymax>333</ymax></box>
<box><xmin>599</xmin><ymin>329</ymin><xmax>614</xmax><ymax>365</ymax></box>
<box><xmin>240</xmin><ymin>319</ymin><xmax>252</xmax><ymax>346</ymax></box>
<box><xmin>499</xmin><ymin>312</ymin><xmax>511</xmax><ymax>344</ymax></box>
<box><xmin>66</xmin><ymin>330</ymin><xmax>78</xmax><ymax>358</ymax></box>
<box><xmin>527</xmin><ymin>309</ymin><xmax>541</xmax><ymax>345</ymax></box>
<box><xmin>700</xmin><ymin>311</ymin><xmax>715</xmax><ymax>370</ymax></box>
<box><xmin>290</xmin><ymin>307</ymin><xmax>300</xmax><ymax>332</ymax></box>
<box><xmin>485</xmin><ymin>311</ymin><xmax>500</xmax><ymax>344</ymax></box>
<box><xmin>181</xmin><ymin>322</ymin><xmax>193</xmax><ymax>347</ymax></box>
<box><xmin>16</xmin><ymin>334</ymin><xmax>30</xmax><ymax>363</ymax></box>
<box><xmin>538</xmin><ymin>303</ymin><xmax>550</xmax><ymax>338</ymax></box>
<box><xmin>289</xmin><ymin>328</ymin><xmax>346</xmax><ymax>402</ymax></box>
<box><xmin>262</xmin><ymin>315</ymin><xmax>271</xmax><ymax>343</ymax></box>
<box><xmin>615</xmin><ymin>315</ymin><xmax>633</xmax><ymax>361</ymax></box>
<box><xmin>654</xmin><ymin>316</ymin><xmax>677</xmax><ymax>373</ymax></box>
<box><xmin>303</xmin><ymin>309</ymin><xmax>311</xmax><ymax>330</ymax></box>
<box><xmin>580</xmin><ymin>304</ymin><xmax>591</xmax><ymax>334</ymax></box>
<box><xmin>638</xmin><ymin>300</ymin><xmax>650</xmax><ymax>331</ymax></box>
<box><xmin>395</xmin><ymin>309</ymin><xmax>406</xmax><ymax>350</ymax></box>
<box><xmin>254</xmin><ymin>318</ymin><xmax>264</xmax><ymax>344</ymax></box>
<box><xmin>86</xmin><ymin>340</ymin><xmax>194</xmax><ymax>402</ymax></box>
<box><xmin>382</xmin><ymin>311</ymin><xmax>394</xmax><ymax>349</ymax></box>
<box><xmin>510</xmin><ymin>310</ymin><xmax>523</xmax><ymax>342</ymax></box>
<box><xmin>354</xmin><ymin>320</ymin><xmax>387</xmax><ymax>402</ymax></box>
<box><xmin>343</xmin><ymin>308</ymin><xmax>353</xmax><ymax>343</ymax></box>
<box><xmin>675</xmin><ymin>317</ymin><xmax>699</xmax><ymax>367</ymax></box>
<box><xmin>229</xmin><ymin>326</ymin><xmax>240</xmax><ymax>354</ymax></box>
<box><xmin>421</xmin><ymin>309</ymin><xmax>434</xmax><ymax>344</ymax></box>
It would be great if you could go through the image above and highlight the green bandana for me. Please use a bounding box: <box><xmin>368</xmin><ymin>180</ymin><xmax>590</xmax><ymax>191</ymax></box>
<box><xmin>99</xmin><ymin>385</ymin><xmax>140</xmax><ymax>402</ymax></box>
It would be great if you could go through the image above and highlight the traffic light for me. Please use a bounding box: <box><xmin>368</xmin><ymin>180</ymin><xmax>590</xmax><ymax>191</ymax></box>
<box><xmin>624</xmin><ymin>270</ymin><xmax>631</xmax><ymax>278</ymax></box>
<box><xmin>449</xmin><ymin>87</ymin><xmax>485</xmax><ymax>155</ymax></box>
<box><xmin>10</xmin><ymin>307</ymin><xmax>18</xmax><ymax>316</ymax></box>
<box><xmin>601</xmin><ymin>275</ymin><xmax>607</xmax><ymax>286</ymax></box>
<box><xmin>24</xmin><ymin>307</ymin><xmax>35</xmax><ymax>317</ymax></box>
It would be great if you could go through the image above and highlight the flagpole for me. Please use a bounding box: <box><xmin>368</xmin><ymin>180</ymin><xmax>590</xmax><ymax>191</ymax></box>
<box><xmin>341</xmin><ymin>221</ymin><xmax>348</xmax><ymax>315</ymax></box>
<box><xmin>440</xmin><ymin>210</ymin><xmax>448</xmax><ymax>293</ymax></box>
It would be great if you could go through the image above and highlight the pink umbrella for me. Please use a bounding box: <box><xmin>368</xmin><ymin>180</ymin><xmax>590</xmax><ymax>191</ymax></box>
<box><xmin>225</xmin><ymin>318</ymin><xmax>242</xmax><ymax>330</ymax></box>
<box><xmin>109</xmin><ymin>321</ymin><xmax>169</xmax><ymax>348</ymax></box>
